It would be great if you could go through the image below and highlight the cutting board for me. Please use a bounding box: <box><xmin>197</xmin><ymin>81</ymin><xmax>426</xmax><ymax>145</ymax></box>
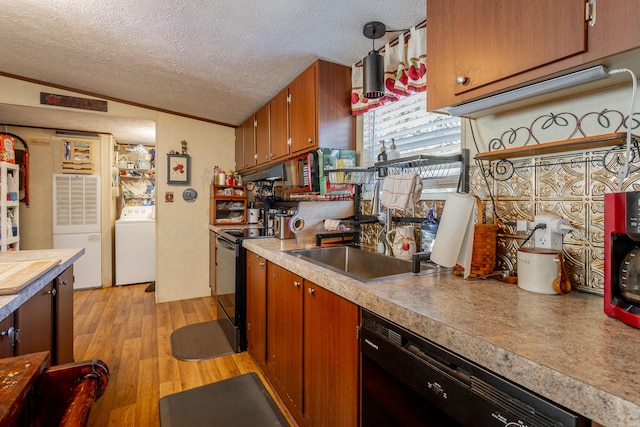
<box><xmin>289</xmin><ymin>201</ymin><xmax>354</xmax><ymax>245</ymax></box>
<box><xmin>0</xmin><ymin>259</ymin><xmax>61</xmax><ymax>295</ymax></box>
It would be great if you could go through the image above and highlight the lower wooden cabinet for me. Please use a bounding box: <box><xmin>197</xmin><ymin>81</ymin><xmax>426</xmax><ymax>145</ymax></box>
<box><xmin>249</xmin><ymin>255</ymin><xmax>359</xmax><ymax>427</ymax></box>
<box><xmin>54</xmin><ymin>266</ymin><xmax>74</xmax><ymax>364</ymax></box>
<box><xmin>16</xmin><ymin>282</ymin><xmax>54</xmax><ymax>360</ymax></box>
<box><xmin>246</xmin><ymin>251</ymin><xmax>267</xmax><ymax>365</ymax></box>
<box><xmin>0</xmin><ymin>313</ymin><xmax>15</xmax><ymax>359</ymax></box>
<box><xmin>267</xmin><ymin>262</ymin><xmax>304</xmax><ymax>414</ymax></box>
<box><xmin>303</xmin><ymin>281</ymin><xmax>359</xmax><ymax>427</ymax></box>
<box><xmin>10</xmin><ymin>266</ymin><xmax>74</xmax><ymax>365</ymax></box>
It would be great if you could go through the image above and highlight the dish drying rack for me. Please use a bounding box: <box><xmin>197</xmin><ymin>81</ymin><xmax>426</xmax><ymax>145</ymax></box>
<box><xmin>325</xmin><ymin>151</ymin><xmax>469</xmax><ymax>190</ymax></box>
<box><xmin>322</xmin><ymin>150</ymin><xmax>469</xmax><ymax>231</ymax></box>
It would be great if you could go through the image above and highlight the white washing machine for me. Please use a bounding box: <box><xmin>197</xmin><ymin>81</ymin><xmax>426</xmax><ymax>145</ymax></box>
<box><xmin>115</xmin><ymin>205</ymin><xmax>156</xmax><ymax>286</ymax></box>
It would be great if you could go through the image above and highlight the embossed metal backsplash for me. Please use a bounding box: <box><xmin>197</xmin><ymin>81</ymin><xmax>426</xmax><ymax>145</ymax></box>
<box><xmin>472</xmin><ymin>146</ymin><xmax>640</xmax><ymax>295</ymax></box>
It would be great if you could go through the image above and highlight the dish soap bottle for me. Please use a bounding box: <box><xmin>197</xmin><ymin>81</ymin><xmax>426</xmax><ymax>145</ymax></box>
<box><xmin>386</xmin><ymin>138</ymin><xmax>400</xmax><ymax>160</ymax></box>
<box><xmin>377</xmin><ymin>141</ymin><xmax>388</xmax><ymax>177</ymax></box>
<box><xmin>420</xmin><ymin>208</ymin><xmax>439</xmax><ymax>253</ymax></box>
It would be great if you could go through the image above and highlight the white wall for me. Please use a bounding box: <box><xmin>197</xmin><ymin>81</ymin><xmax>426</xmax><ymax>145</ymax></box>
<box><xmin>0</xmin><ymin>75</ymin><xmax>236</xmax><ymax>302</ymax></box>
<box><xmin>155</xmin><ymin>113</ymin><xmax>234</xmax><ymax>302</ymax></box>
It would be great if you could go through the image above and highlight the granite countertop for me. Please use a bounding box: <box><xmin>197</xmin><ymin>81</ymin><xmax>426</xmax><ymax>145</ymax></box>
<box><xmin>243</xmin><ymin>237</ymin><xmax>640</xmax><ymax>427</ymax></box>
<box><xmin>0</xmin><ymin>248</ymin><xmax>84</xmax><ymax>321</ymax></box>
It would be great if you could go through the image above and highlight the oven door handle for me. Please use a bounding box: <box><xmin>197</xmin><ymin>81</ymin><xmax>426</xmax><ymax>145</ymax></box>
<box><xmin>217</xmin><ymin>236</ymin><xmax>239</xmax><ymax>254</ymax></box>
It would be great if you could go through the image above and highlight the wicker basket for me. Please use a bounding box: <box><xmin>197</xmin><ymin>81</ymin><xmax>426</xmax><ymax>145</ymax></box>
<box><xmin>452</xmin><ymin>196</ymin><xmax>499</xmax><ymax>278</ymax></box>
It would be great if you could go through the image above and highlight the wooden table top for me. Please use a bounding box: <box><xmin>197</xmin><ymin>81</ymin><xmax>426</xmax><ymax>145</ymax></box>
<box><xmin>0</xmin><ymin>351</ymin><xmax>49</xmax><ymax>425</ymax></box>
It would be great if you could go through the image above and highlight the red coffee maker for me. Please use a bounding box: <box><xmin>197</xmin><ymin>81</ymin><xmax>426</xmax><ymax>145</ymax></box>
<box><xmin>604</xmin><ymin>191</ymin><xmax>640</xmax><ymax>328</ymax></box>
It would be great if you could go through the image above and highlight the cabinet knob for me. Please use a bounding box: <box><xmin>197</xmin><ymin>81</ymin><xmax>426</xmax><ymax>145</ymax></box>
<box><xmin>259</xmin><ymin>261</ymin><xmax>265</xmax><ymax>267</ymax></box>
<box><xmin>46</xmin><ymin>288</ymin><xmax>57</xmax><ymax>297</ymax></box>
<box><xmin>59</xmin><ymin>279</ymin><xmax>68</xmax><ymax>286</ymax></box>
<box><xmin>456</xmin><ymin>75</ymin><xmax>467</xmax><ymax>85</ymax></box>
<box><xmin>294</xmin><ymin>280</ymin><xmax>301</xmax><ymax>288</ymax></box>
<box><xmin>307</xmin><ymin>138</ymin><xmax>313</xmax><ymax>144</ymax></box>
<box><xmin>307</xmin><ymin>287</ymin><xmax>314</xmax><ymax>295</ymax></box>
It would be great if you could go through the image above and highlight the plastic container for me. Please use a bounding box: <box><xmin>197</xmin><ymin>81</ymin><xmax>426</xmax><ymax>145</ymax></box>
<box><xmin>420</xmin><ymin>208</ymin><xmax>439</xmax><ymax>253</ymax></box>
<box><xmin>7</xmin><ymin>173</ymin><xmax>18</xmax><ymax>202</ymax></box>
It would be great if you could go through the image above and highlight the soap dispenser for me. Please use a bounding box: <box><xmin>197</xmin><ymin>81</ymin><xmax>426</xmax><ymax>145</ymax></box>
<box><xmin>386</xmin><ymin>138</ymin><xmax>400</xmax><ymax>160</ymax></box>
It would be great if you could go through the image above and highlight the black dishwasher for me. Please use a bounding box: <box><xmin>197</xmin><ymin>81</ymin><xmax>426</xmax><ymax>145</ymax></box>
<box><xmin>361</xmin><ymin>310</ymin><xmax>588</xmax><ymax>427</ymax></box>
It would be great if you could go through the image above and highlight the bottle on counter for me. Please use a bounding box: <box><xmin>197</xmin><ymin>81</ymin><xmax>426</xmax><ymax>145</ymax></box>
<box><xmin>219</xmin><ymin>171</ymin><xmax>226</xmax><ymax>186</ymax></box>
<box><xmin>377</xmin><ymin>141</ymin><xmax>388</xmax><ymax>177</ymax></box>
<box><xmin>212</xmin><ymin>165</ymin><xmax>220</xmax><ymax>184</ymax></box>
<box><xmin>420</xmin><ymin>208</ymin><xmax>439</xmax><ymax>253</ymax></box>
<box><xmin>386</xmin><ymin>138</ymin><xmax>400</xmax><ymax>160</ymax></box>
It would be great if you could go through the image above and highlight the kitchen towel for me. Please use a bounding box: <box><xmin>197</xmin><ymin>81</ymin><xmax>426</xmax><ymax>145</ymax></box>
<box><xmin>430</xmin><ymin>192</ymin><xmax>476</xmax><ymax>278</ymax></box>
<box><xmin>380</xmin><ymin>173</ymin><xmax>423</xmax><ymax>211</ymax></box>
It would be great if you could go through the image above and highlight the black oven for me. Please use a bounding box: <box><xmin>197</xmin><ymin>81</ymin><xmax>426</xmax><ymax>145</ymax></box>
<box><xmin>216</xmin><ymin>228</ymin><xmax>273</xmax><ymax>352</ymax></box>
<box><xmin>361</xmin><ymin>310</ymin><xmax>588</xmax><ymax>427</ymax></box>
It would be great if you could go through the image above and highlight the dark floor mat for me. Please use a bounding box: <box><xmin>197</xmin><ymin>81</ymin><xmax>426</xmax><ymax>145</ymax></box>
<box><xmin>170</xmin><ymin>320</ymin><xmax>233</xmax><ymax>361</ymax></box>
<box><xmin>158</xmin><ymin>372</ymin><xmax>289</xmax><ymax>427</ymax></box>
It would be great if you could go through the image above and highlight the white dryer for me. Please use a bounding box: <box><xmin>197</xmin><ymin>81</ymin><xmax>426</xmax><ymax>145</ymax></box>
<box><xmin>115</xmin><ymin>205</ymin><xmax>156</xmax><ymax>286</ymax></box>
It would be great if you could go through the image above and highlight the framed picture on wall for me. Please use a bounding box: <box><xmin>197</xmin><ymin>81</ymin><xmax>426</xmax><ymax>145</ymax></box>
<box><xmin>167</xmin><ymin>154</ymin><xmax>190</xmax><ymax>185</ymax></box>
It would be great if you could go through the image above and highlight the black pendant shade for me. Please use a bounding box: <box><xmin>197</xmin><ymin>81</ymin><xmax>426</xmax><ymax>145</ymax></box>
<box><xmin>363</xmin><ymin>50</ymin><xmax>384</xmax><ymax>99</ymax></box>
<box><xmin>362</xmin><ymin>21</ymin><xmax>386</xmax><ymax>99</ymax></box>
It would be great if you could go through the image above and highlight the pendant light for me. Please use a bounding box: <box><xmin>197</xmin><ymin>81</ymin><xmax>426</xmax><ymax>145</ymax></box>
<box><xmin>362</xmin><ymin>21</ymin><xmax>386</xmax><ymax>99</ymax></box>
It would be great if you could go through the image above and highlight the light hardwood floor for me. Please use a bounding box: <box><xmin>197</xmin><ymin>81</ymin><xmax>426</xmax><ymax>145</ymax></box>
<box><xmin>73</xmin><ymin>283</ymin><xmax>294</xmax><ymax>426</ymax></box>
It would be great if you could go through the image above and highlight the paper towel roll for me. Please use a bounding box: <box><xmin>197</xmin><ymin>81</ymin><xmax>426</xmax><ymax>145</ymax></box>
<box><xmin>430</xmin><ymin>193</ymin><xmax>476</xmax><ymax>277</ymax></box>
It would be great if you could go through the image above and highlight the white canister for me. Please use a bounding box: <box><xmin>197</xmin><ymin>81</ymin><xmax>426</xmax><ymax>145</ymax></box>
<box><xmin>517</xmin><ymin>248</ymin><xmax>562</xmax><ymax>294</ymax></box>
<box><xmin>247</xmin><ymin>208</ymin><xmax>261</xmax><ymax>224</ymax></box>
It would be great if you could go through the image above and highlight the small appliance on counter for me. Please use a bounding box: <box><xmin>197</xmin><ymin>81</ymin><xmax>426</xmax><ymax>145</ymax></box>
<box><xmin>517</xmin><ymin>215</ymin><xmax>572</xmax><ymax>294</ymax></box>
<box><xmin>604</xmin><ymin>191</ymin><xmax>640</xmax><ymax>328</ymax></box>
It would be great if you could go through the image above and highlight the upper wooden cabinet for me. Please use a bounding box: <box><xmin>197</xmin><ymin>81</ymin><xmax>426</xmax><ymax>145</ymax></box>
<box><xmin>427</xmin><ymin>0</ymin><xmax>640</xmax><ymax>112</ymax></box>
<box><xmin>237</xmin><ymin>115</ymin><xmax>256</xmax><ymax>171</ymax></box>
<box><xmin>269</xmin><ymin>88</ymin><xmax>289</xmax><ymax>161</ymax></box>
<box><xmin>236</xmin><ymin>59</ymin><xmax>354</xmax><ymax>172</ymax></box>
<box><xmin>255</xmin><ymin>104</ymin><xmax>271</xmax><ymax>165</ymax></box>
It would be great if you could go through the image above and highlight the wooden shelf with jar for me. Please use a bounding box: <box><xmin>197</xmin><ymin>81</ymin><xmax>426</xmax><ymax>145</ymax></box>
<box><xmin>209</xmin><ymin>185</ymin><xmax>247</xmax><ymax>225</ymax></box>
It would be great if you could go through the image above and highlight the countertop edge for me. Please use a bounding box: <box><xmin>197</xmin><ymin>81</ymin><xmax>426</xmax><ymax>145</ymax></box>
<box><xmin>243</xmin><ymin>238</ymin><xmax>639</xmax><ymax>427</ymax></box>
<box><xmin>0</xmin><ymin>248</ymin><xmax>85</xmax><ymax>322</ymax></box>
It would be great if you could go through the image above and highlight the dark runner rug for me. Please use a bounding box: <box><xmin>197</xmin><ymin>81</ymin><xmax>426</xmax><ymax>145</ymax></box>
<box><xmin>170</xmin><ymin>320</ymin><xmax>233</xmax><ymax>361</ymax></box>
<box><xmin>158</xmin><ymin>372</ymin><xmax>289</xmax><ymax>427</ymax></box>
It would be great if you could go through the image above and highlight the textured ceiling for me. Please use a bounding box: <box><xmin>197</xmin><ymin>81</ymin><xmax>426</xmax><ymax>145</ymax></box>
<box><xmin>0</xmin><ymin>0</ymin><xmax>425</xmax><ymax>144</ymax></box>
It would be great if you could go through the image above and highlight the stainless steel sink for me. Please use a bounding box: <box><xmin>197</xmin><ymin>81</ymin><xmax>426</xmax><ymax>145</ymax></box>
<box><xmin>285</xmin><ymin>246</ymin><xmax>438</xmax><ymax>282</ymax></box>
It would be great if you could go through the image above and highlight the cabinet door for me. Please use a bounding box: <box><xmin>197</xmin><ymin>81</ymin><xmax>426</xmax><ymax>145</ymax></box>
<box><xmin>0</xmin><ymin>313</ymin><xmax>15</xmax><ymax>358</ymax></box>
<box><xmin>210</xmin><ymin>230</ymin><xmax>217</xmax><ymax>296</ymax></box>
<box><xmin>303</xmin><ymin>282</ymin><xmax>359</xmax><ymax>427</ymax></box>
<box><xmin>55</xmin><ymin>266</ymin><xmax>74</xmax><ymax>365</ymax></box>
<box><xmin>452</xmin><ymin>0</ymin><xmax>586</xmax><ymax>95</ymax></box>
<box><xmin>255</xmin><ymin>104</ymin><xmax>271</xmax><ymax>165</ymax></box>
<box><xmin>16</xmin><ymin>283</ymin><xmax>53</xmax><ymax>360</ymax></box>
<box><xmin>246</xmin><ymin>252</ymin><xmax>267</xmax><ymax>365</ymax></box>
<box><xmin>267</xmin><ymin>263</ymin><xmax>303</xmax><ymax>413</ymax></box>
<box><xmin>270</xmin><ymin>88</ymin><xmax>289</xmax><ymax>160</ymax></box>
<box><xmin>289</xmin><ymin>65</ymin><xmax>316</xmax><ymax>154</ymax></box>
<box><xmin>242</xmin><ymin>116</ymin><xmax>257</xmax><ymax>170</ymax></box>
<box><xmin>427</xmin><ymin>0</ymin><xmax>588</xmax><ymax>110</ymax></box>
<box><xmin>235</xmin><ymin>126</ymin><xmax>244</xmax><ymax>171</ymax></box>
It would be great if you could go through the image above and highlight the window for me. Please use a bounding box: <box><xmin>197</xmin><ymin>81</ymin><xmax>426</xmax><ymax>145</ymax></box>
<box><xmin>362</xmin><ymin>92</ymin><xmax>462</xmax><ymax>197</ymax></box>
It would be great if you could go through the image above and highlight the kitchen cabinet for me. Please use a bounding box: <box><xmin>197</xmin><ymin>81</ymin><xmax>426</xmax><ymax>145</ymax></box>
<box><xmin>255</xmin><ymin>103</ymin><xmax>271</xmax><ymax>165</ymax></box>
<box><xmin>0</xmin><ymin>162</ymin><xmax>19</xmax><ymax>251</ymax></box>
<box><xmin>269</xmin><ymin>88</ymin><xmax>289</xmax><ymax>161</ymax></box>
<box><xmin>235</xmin><ymin>59</ymin><xmax>354</xmax><ymax>172</ymax></box>
<box><xmin>303</xmin><ymin>280</ymin><xmax>359</xmax><ymax>427</ymax></box>
<box><xmin>246</xmin><ymin>251</ymin><xmax>267</xmax><ymax>366</ymax></box>
<box><xmin>209</xmin><ymin>185</ymin><xmax>247</xmax><ymax>225</ymax></box>
<box><xmin>234</xmin><ymin>126</ymin><xmax>244</xmax><ymax>172</ymax></box>
<box><xmin>0</xmin><ymin>313</ymin><xmax>15</xmax><ymax>358</ymax></box>
<box><xmin>264</xmin><ymin>261</ymin><xmax>360</xmax><ymax>426</ymax></box>
<box><xmin>288</xmin><ymin>59</ymin><xmax>354</xmax><ymax>156</ymax></box>
<box><xmin>16</xmin><ymin>282</ymin><xmax>54</xmax><ymax>362</ymax></box>
<box><xmin>243</xmin><ymin>115</ymin><xmax>256</xmax><ymax>171</ymax></box>
<box><xmin>8</xmin><ymin>267</ymin><xmax>74</xmax><ymax>365</ymax></box>
<box><xmin>427</xmin><ymin>0</ymin><xmax>640</xmax><ymax>112</ymax></box>
<box><xmin>209</xmin><ymin>230</ymin><xmax>217</xmax><ymax>297</ymax></box>
<box><xmin>54</xmin><ymin>266</ymin><xmax>74</xmax><ymax>364</ymax></box>
<box><xmin>266</xmin><ymin>262</ymin><xmax>303</xmax><ymax>415</ymax></box>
